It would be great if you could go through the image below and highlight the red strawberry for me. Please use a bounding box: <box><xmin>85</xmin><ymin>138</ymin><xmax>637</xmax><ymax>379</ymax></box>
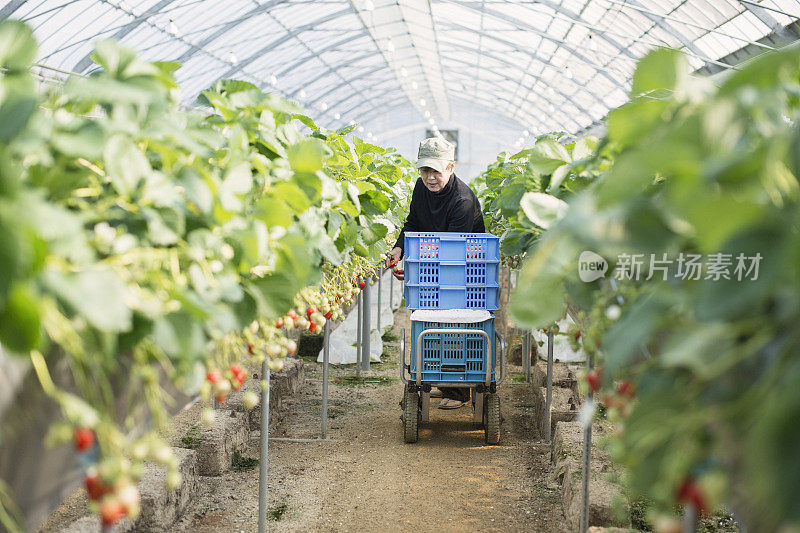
<box><xmin>677</xmin><ymin>478</ymin><xmax>707</xmax><ymax>515</ymax></box>
<box><xmin>275</xmin><ymin>317</ymin><xmax>284</xmax><ymax>329</ymax></box>
<box><xmin>358</xmin><ymin>280</ymin><xmax>366</xmax><ymax>289</ymax></box>
<box><xmin>100</xmin><ymin>499</ymin><xmax>127</xmax><ymax>527</ymax></box>
<box><xmin>306</xmin><ymin>306</ymin><xmax>316</xmax><ymax>319</ymax></box>
<box><xmin>74</xmin><ymin>427</ymin><xmax>95</xmax><ymax>452</ymax></box>
<box><xmin>586</xmin><ymin>370</ymin><xmax>601</xmax><ymax>393</ymax></box>
<box><xmin>324</xmin><ymin>310</ymin><xmax>332</xmax><ymax>320</ymax></box>
<box><xmin>84</xmin><ymin>470</ymin><xmax>109</xmax><ymax>501</ymax></box>
<box><xmin>206</xmin><ymin>370</ymin><xmax>222</xmax><ymax>384</ymax></box>
<box><xmin>309</xmin><ymin>321</ymin><xmax>317</xmax><ymax>333</ymax></box>
<box><xmin>617</xmin><ymin>381</ymin><xmax>635</xmax><ymax>398</ymax></box>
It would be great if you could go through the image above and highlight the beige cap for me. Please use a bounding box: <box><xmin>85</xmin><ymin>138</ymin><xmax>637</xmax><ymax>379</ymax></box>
<box><xmin>417</xmin><ymin>137</ymin><xmax>455</xmax><ymax>172</ymax></box>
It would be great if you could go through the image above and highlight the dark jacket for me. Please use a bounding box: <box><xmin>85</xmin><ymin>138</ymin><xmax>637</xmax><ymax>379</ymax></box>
<box><xmin>393</xmin><ymin>173</ymin><xmax>486</xmax><ymax>255</ymax></box>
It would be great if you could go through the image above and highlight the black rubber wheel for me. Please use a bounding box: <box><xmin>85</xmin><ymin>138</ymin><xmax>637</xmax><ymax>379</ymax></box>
<box><xmin>484</xmin><ymin>393</ymin><xmax>501</xmax><ymax>445</ymax></box>
<box><xmin>403</xmin><ymin>389</ymin><xmax>420</xmax><ymax>443</ymax></box>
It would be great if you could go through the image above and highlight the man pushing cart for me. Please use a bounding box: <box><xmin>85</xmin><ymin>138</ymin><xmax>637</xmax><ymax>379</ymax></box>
<box><xmin>385</xmin><ymin>137</ymin><xmax>505</xmax><ymax>444</ymax></box>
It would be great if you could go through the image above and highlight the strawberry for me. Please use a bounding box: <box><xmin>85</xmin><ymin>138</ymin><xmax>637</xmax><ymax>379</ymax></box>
<box><xmin>100</xmin><ymin>499</ymin><xmax>127</xmax><ymax>527</ymax></box>
<box><xmin>358</xmin><ymin>280</ymin><xmax>366</xmax><ymax>289</ymax></box>
<box><xmin>74</xmin><ymin>427</ymin><xmax>95</xmax><ymax>452</ymax></box>
<box><xmin>617</xmin><ymin>381</ymin><xmax>635</xmax><ymax>398</ymax></box>
<box><xmin>586</xmin><ymin>369</ymin><xmax>601</xmax><ymax>393</ymax></box>
<box><xmin>212</xmin><ymin>379</ymin><xmax>231</xmax><ymax>402</ymax></box>
<box><xmin>286</xmin><ymin>340</ymin><xmax>297</xmax><ymax>355</ymax></box>
<box><xmin>324</xmin><ymin>310</ymin><xmax>332</xmax><ymax>320</ymax></box>
<box><xmin>206</xmin><ymin>370</ymin><xmax>222</xmax><ymax>384</ymax></box>
<box><xmin>677</xmin><ymin>478</ymin><xmax>707</xmax><ymax>515</ymax></box>
<box><xmin>306</xmin><ymin>306</ymin><xmax>316</xmax><ymax>319</ymax></box>
<box><xmin>84</xmin><ymin>469</ymin><xmax>109</xmax><ymax>501</ymax></box>
<box><xmin>309</xmin><ymin>321</ymin><xmax>317</xmax><ymax>333</ymax></box>
<box><xmin>243</xmin><ymin>391</ymin><xmax>259</xmax><ymax>410</ymax></box>
<box><xmin>275</xmin><ymin>317</ymin><xmax>284</xmax><ymax>329</ymax></box>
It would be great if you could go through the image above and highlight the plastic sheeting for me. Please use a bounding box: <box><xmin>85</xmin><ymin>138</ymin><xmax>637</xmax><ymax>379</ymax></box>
<box><xmin>319</xmin><ymin>269</ymin><xmax>404</xmax><ymax>364</ymax></box>
<box><xmin>532</xmin><ymin>316</ymin><xmax>587</xmax><ymax>363</ymax></box>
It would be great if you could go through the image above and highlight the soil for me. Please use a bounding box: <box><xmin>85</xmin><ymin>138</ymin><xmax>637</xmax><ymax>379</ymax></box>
<box><xmin>174</xmin><ymin>307</ymin><xmax>566</xmax><ymax>532</ymax></box>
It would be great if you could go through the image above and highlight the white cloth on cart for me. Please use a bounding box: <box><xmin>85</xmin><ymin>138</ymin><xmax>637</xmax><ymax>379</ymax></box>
<box><xmin>319</xmin><ymin>269</ymin><xmax>402</xmax><ymax>364</ymax></box>
<box><xmin>409</xmin><ymin>309</ymin><xmax>492</xmax><ymax>324</ymax></box>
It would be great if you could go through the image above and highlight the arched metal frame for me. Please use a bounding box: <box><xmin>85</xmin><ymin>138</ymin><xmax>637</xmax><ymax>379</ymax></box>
<box><xmin>5</xmin><ymin>0</ymin><xmax>798</xmax><ymax>141</ymax></box>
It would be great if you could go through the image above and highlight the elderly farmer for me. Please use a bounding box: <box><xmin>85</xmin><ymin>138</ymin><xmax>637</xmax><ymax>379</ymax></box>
<box><xmin>385</xmin><ymin>137</ymin><xmax>486</xmax><ymax>409</ymax></box>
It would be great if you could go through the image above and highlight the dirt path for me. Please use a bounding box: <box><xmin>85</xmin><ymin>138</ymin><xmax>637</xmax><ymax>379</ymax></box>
<box><xmin>175</xmin><ymin>308</ymin><xmax>566</xmax><ymax>533</ymax></box>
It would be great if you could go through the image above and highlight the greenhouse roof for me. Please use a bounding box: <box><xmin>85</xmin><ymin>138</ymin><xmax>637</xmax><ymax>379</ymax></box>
<box><xmin>5</xmin><ymin>0</ymin><xmax>799</xmax><ymax>146</ymax></box>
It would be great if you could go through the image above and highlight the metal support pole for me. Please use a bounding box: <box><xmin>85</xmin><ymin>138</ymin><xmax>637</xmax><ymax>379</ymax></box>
<box><xmin>362</xmin><ymin>278</ymin><xmax>371</xmax><ymax>372</ymax></box>
<box><xmin>377</xmin><ymin>273</ymin><xmax>382</xmax><ymax>332</ymax></box>
<box><xmin>546</xmin><ymin>329</ymin><xmax>554</xmax><ymax>443</ymax></box>
<box><xmin>389</xmin><ymin>270</ymin><xmax>394</xmax><ymax>308</ymax></box>
<box><xmin>257</xmin><ymin>362</ymin><xmax>270</xmax><ymax>533</ymax></box>
<box><xmin>356</xmin><ymin>291</ymin><xmax>362</xmax><ymax>377</ymax></box>
<box><xmin>580</xmin><ymin>353</ymin><xmax>593</xmax><ymax>532</ymax></box>
<box><xmin>322</xmin><ymin>320</ymin><xmax>330</xmax><ymax>439</ymax></box>
<box><xmin>505</xmin><ymin>264</ymin><xmax>511</xmax><ymax>305</ymax></box>
<box><xmin>682</xmin><ymin>503</ymin><xmax>698</xmax><ymax>533</ymax></box>
<box><xmin>524</xmin><ymin>331</ymin><xmax>532</xmax><ymax>382</ymax></box>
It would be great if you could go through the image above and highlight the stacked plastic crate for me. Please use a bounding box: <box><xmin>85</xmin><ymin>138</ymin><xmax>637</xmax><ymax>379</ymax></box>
<box><xmin>404</xmin><ymin>232</ymin><xmax>501</xmax><ymax>383</ymax></box>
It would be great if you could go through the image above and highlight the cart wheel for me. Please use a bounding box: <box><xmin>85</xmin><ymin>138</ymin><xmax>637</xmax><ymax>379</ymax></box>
<box><xmin>403</xmin><ymin>389</ymin><xmax>420</xmax><ymax>443</ymax></box>
<box><xmin>484</xmin><ymin>393</ymin><xmax>501</xmax><ymax>445</ymax></box>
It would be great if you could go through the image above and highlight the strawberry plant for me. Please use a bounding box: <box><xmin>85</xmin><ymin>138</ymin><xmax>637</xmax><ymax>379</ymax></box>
<box><xmin>0</xmin><ymin>19</ymin><xmax>413</xmax><ymax>529</ymax></box>
<box><xmin>501</xmin><ymin>45</ymin><xmax>800</xmax><ymax>529</ymax></box>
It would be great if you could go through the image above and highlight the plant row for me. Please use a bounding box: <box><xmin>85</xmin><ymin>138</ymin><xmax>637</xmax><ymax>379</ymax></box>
<box><xmin>475</xmin><ymin>46</ymin><xmax>800</xmax><ymax>530</ymax></box>
<box><xmin>0</xmin><ymin>21</ymin><xmax>413</xmax><ymax>530</ymax></box>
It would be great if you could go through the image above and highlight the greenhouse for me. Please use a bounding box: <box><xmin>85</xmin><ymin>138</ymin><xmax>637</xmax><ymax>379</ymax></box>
<box><xmin>0</xmin><ymin>0</ymin><xmax>799</xmax><ymax>531</ymax></box>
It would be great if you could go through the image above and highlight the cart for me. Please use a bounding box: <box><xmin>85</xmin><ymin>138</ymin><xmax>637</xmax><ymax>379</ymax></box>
<box><xmin>399</xmin><ymin>310</ymin><xmax>505</xmax><ymax>444</ymax></box>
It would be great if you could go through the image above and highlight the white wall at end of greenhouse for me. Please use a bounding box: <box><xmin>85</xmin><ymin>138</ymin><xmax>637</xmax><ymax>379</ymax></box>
<box><xmin>364</xmin><ymin>100</ymin><xmax>527</xmax><ymax>183</ymax></box>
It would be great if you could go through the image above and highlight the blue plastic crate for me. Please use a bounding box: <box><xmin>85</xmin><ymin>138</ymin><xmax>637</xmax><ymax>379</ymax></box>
<box><xmin>404</xmin><ymin>232</ymin><xmax>500</xmax><ymax>262</ymax></box>
<box><xmin>409</xmin><ymin>317</ymin><xmax>496</xmax><ymax>383</ymax></box>
<box><xmin>404</xmin><ymin>284</ymin><xmax>500</xmax><ymax>310</ymax></box>
<box><xmin>404</xmin><ymin>260</ymin><xmax>500</xmax><ymax>287</ymax></box>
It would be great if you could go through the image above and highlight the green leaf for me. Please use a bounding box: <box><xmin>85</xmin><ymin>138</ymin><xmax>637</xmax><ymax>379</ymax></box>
<box><xmin>271</xmin><ymin>181</ymin><xmax>311</xmax><ymax>213</ymax></box>
<box><xmin>361</xmin><ymin>222</ymin><xmax>388</xmax><ymax>245</ymax></box>
<box><xmin>246</xmin><ymin>233</ymin><xmax>313</xmax><ymax>318</ymax></box>
<box><xmin>336</xmin><ymin>124</ymin><xmax>357</xmax><ymax>135</ymax></box>
<box><xmin>293</xmin><ymin>114</ymin><xmax>319</xmax><ymax>130</ymax></box>
<box><xmin>519</xmin><ymin>192</ymin><xmax>568</xmax><ymax>229</ymax></box>
<box><xmin>631</xmin><ymin>48</ymin><xmax>688</xmax><ymax>96</ymax></box>
<box><xmin>0</xmin><ymin>90</ymin><xmax>36</xmax><ymax>144</ymax></box>
<box><xmin>353</xmin><ymin>242</ymin><xmax>369</xmax><ymax>257</ymax></box>
<box><xmin>500</xmin><ymin>228</ymin><xmax>536</xmax><ymax>256</ymax></box>
<box><xmin>571</xmin><ymin>136</ymin><xmax>598</xmax><ymax>160</ymax></box>
<box><xmin>375</xmin><ymin>164</ymin><xmax>402</xmax><ymax>184</ymax></box>
<box><xmin>50</xmin><ymin>122</ymin><xmax>106</xmax><ymax>159</ymax></box>
<box><xmin>254</xmin><ymin>196</ymin><xmax>295</xmax><ymax>228</ymax></box>
<box><xmin>104</xmin><ymin>135</ymin><xmax>151</xmax><ymax>195</ymax></box>
<box><xmin>152</xmin><ymin>311</ymin><xmax>207</xmax><ymax>360</ymax></box>
<box><xmin>548</xmin><ymin>164</ymin><xmax>571</xmax><ymax>192</ymax></box>
<box><xmin>496</xmin><ymin>182</ymin><xmax>526</xmax><ymax>218</ymax></box>
<box><xmin>293</xmin><ymin>171</ymin><xmax>322</xmax><ymax>204</ymax></box>
<box><xmin>606</xmin><ymin>98</ymin><xmax>671</xmax><ymax>147</ymax></box>
<box><xmin>359</xmin><ymin>189</ymin><xmax>390</xmax><ymax>215</ymax></box>
<box><xmin>0</xmin><ymin>21</ymin><xmax>37</xmax><ymax>70</ymax></box>
<box><xmin>0</xmin><ymin>282</ymin><xmax>40</xmax><ymax>352</ymax></box>
<box><xmin>529</xmin><ymin>137</ymin><xmax>571</xmax><ymax>174</ymax></box>
<box><xmin>90</xmin><ymin>39</ymin><xmax>140</xmax><ymax>77</ymax></box>
<box><xmin>43</xmin><ymin>268</ymin><xmax>132</xmax><ymax>332</ymax></box>
<box><xmin>287</xmin><ymin>138</ymin><xmax>329</xmax><ymax>173</ymax></box>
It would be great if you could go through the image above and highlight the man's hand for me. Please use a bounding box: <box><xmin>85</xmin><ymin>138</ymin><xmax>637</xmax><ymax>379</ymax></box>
<box><xmin>386</xmin><ymin>247</ymin><xmax>404</xmax><ymax>280</ymax></box>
